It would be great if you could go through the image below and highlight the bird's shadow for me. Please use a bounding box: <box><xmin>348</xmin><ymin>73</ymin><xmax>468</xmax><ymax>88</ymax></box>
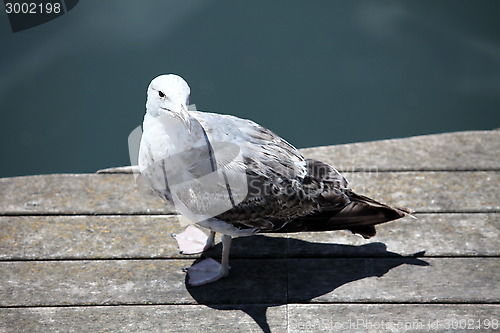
<box><xmin>185</xmin><ymin>235</ymin><xmax>428</xmax><ymax>333</ymax></box>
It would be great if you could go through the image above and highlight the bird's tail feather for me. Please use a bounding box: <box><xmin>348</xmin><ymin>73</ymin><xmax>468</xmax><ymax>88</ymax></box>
<box><xmin>275</xmin><ymin>191</ymin><xmax>411</xmax><ymax>238</ymax></box>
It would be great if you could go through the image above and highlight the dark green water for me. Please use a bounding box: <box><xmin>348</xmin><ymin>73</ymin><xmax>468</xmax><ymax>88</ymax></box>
<box><xmin>1</xmin><ymin>0</ymin><xmax>499</xmax><ymax>177</ymax></box>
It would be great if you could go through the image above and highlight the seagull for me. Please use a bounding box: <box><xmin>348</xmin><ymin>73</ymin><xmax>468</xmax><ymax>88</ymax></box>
<box><xmin>138</xmin><ymin>74</ymin><xmax>411</xmax><ymax>286</ymax></box>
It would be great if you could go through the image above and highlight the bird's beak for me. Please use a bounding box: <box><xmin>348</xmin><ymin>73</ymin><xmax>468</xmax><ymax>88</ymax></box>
<box><xmin>176</xmin><ymin>103</ymin><xmax>192</xmax><ymax>132</ymax></box>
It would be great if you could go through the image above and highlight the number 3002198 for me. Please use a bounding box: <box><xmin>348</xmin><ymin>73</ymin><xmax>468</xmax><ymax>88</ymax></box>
<box><xmin>5</xmin><ymin>2</ymin><xmax>61</xmax><ymax>14</ymax></box>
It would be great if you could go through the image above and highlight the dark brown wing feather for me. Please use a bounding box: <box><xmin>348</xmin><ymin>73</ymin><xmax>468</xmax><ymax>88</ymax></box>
<box><xmin>272</xmin><ymin>190</ymin><xmax>410</xmax><ymax>238</ymax></box>
<box><xmin>217</xmin><ymin>158</ymin><xmax>410</xmax><ymax>238</ymax></box>
<box><xmin>267</xmin><ymin>159</ymin><xmax>410</xmax><ymax>238</ymax></box>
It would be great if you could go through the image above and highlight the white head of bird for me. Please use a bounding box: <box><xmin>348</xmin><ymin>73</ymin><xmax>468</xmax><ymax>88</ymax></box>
<box><xmin>146</xmin><ymin>74</ymin><xmax>191</xmax><ymax>125</ymax></box>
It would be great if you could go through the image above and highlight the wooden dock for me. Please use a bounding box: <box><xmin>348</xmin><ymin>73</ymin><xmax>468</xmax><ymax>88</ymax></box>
<box><xmin>1</xmin><ymin>130</ymin><xmax>499</xmax><ymax>332</ymax></box>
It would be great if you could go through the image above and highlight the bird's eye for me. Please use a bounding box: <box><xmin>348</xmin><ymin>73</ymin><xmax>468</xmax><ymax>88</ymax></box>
<box><xmin>158</xmin><ymin>91</ymin><xmax>165</xmax><ymax>98</ymax></box>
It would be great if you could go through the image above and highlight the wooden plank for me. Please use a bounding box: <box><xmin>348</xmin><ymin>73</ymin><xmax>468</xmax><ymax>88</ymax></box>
<box><xmin>0</xmin><ymin>174</ymin><xmax>173</xmax><ymax>215</ymax></box>
<box><xmin>0</xmin><ymin>171</ymin><xmax>498</xmax><ymax>214</ymax></box>
<box><xmin>1</xmin><ymin>304</ymin><xmax>499</xmax><ymax>333</ymax></box>
<box><xmin>287</xmin><ymin>304</ymin><xmax>500</xmax><ymax>333</ymax></box>
<box><xmin>286</xmin><ymin>213</ymin><xmax>500</xmax><ymax>257</ymax></box>
<box><xmin>1</xmin><ymin>258</ymin><xmax>498</xmax><ymax>307</ymax></box>
<box><xmin>0</xmin><ymin>215</ymin><xmax>186</xmax><ymax>260</ymax></box>
<box><xmin>1</xmin><ymin>214</ymin><xmax>498</xmax><ymax>260</ymax></box>
<box><xmin>0</xmin><ymin>215</ymin><xmax>288</xmax><ymax>260</ymax></box>
<box><xmin>0</xmin><ymin>259</ymin><xmax>288</xmax><ymax>307</ymax></box>
<box><xmin>0</xmin><ymin>305</ymin><xmax>287</xmax><ymax>333</ymax></box>
<box><xmin>345</xmin><ymin>171</ymin><xmax>499</xmax><ymax>213</ymax></box>
<box><xmin>300</xmin><ymin>130</ymin><xmax>500</xmax><ymax>171</ymax></box>
<box><xmin>287</xmin><ymin>258</ymin><xmax>500</xmax><ymax>304</ymax></box>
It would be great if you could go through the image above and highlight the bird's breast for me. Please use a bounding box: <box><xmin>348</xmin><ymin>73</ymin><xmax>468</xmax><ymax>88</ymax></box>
<box><xmin>138</xmin><ymin>113</ymin><xmax>215</xmax><ymax>189</ymax></box>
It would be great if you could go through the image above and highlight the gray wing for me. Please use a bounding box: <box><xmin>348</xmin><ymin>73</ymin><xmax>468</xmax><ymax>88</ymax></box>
<box><xmin>191</xmin><ymin>111</ymin><xmax>306</xmax><ymax>180</ymax></box>
<box><xmin>190</xmin><ymin>111</ymin><xmax>350</xmax><ymax>230</ymax></box>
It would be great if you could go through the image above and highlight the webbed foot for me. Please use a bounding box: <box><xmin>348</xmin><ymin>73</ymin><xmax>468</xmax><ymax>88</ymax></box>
<box><xmin>186</xmin><ymin>258</ymin><xmax>229</xmax><ymax>286</ymax></box>
<box><xmin>172</xmin><ymin>225</ymin><xmax>216</xmax><ymax>254</ymax></box>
